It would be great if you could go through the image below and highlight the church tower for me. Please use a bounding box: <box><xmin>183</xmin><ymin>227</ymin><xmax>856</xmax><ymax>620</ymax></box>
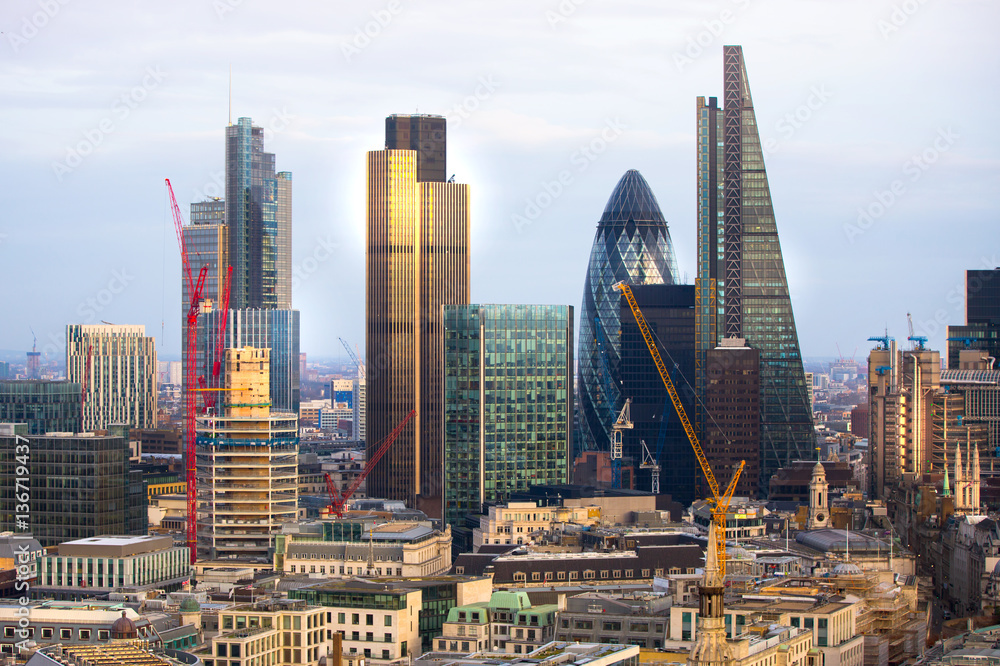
<box><xmin>689</xmin><ymin>522</ymin><xmax>732</xmax><ymax>666</ymax></box>
<box><xmin>807</xmin><ymin>460</ymin><xmax>830</xmax><ymax>529</ymax></box>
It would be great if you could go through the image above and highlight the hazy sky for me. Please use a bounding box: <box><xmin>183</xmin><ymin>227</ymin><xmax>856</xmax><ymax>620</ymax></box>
<box><xmin>2</xmin><ymin>0</ymin><xmax>998</xmax><ymax>364</ymax></box>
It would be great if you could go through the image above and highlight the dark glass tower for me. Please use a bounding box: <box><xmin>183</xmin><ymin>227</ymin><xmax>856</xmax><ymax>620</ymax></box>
<box><xmin>578</xmin><ymin>170</ymin><xmax>679</xmax><ymax>458</ymax></box>
<box><xmin>696</xmin><ymin>46</ymin><xmax>813</xmax><ymax>491</ymax></box>
<box><xmin>947</xmin><ymin>269</ymin><xmax>1000</xmax><ymax>368</ymax></box>
<box><xmin>618</xmin><ymin>285</ymin><xmax>696</xmax><ymax>503</ymax></box>
<box><xmin>385</xmin><ymin>114</ymin><xmax>447</xmax><ymax>183</ymax></box>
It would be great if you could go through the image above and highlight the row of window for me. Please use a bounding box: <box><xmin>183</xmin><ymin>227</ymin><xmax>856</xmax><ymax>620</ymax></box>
<box><xmin>510</xmin><ymin>567</ymin><xmax>689</xmax><ymax>582</ymax></box>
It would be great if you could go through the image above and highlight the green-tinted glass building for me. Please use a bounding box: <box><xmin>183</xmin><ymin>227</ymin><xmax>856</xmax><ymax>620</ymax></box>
<box><xmin>443</xmin><ymin>304</ymin><xmax>573</xmax><ymax>526</ymax></box>
<box><xmin>0</xmin><ymin>380</ymin><xmax>81</xmax><ymax>435</ymax></box>
<box><xmin>696</xmin><ymin>46</ymin><xmax>813</xmax><ymax>491</ymax></box>
<box><xmin>0</xmin><ymin>426</ymin><xmax>147</xmax><ymax>547</ymax></box>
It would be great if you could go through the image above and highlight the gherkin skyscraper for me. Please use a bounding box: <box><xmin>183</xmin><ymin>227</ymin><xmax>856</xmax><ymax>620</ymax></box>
<box><xmin>579</xmin><ymin>170</ymin><xmax>679</xmax><ymax>456</ymax></box>
<box><xmin>695</xmin><ymin>46</ymin><xmax>814</xmax><ymax>492</ymax></box>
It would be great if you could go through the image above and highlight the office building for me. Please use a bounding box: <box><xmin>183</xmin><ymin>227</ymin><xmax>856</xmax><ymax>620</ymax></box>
<box><xmin>579</xmin><ymin>169</ymin><xmax>680</xmax><ymax>459</ymax></box>
<box><xmin>209</xmin><ymin>599</ymin><xmax>339</xmax><ymax>666</ymax></box>
<box><xmin>196</xmin><ymin>347</ymin><xmax>298</xmax><ymax>564</ymax></box>
<box><xmin>703</xmin><ymin>339</ymin><xmax>760</xmax><ymax>499</ymax></box>
<box><xmin>36</xmin><ymin>535</ymin><xmax>191</xmax><ymax>601</ymax></box>
<box><xmin>226</xmin><ymin>117</ymin><xmax>292</xmax><ymax>310</ymax></box>
<box><xmin>442</xmin><ymin>304</ymin><xmax>573</xmax><ymax>525</ymax></box>
<box><xmin>0</xmin><ymin>379</ymin><xmax>81</xmax><ymax>435</ymax></box>
<box><xmin>201</xmin><ymin>308</ymin><xmax>301</xmax><ymax>413</ymax></box>
<box><xmin>366</xmin><ymin>116</ymin><xmax>470</xmax><ymax>517</ymax></box>
<box><xmin>695</xmin><ymin>46</ymin><xmax>813</xmax><ymax>491</ymax></box>
<box><xmin>66</xmin><ymin>324</ymin><xmax>157</xmax><ymax>431</ymax></box>
<box><xmin>947</xmin><ymin>269</ymin><xmax>1000</xmax><ymax>368</ymax></box>
<box><xmin>385</xmin><ymin>113</ymin><xmax>447</xmax><ymax>183</ymax></box>
<box><xmin>0</xmin><ymin>425</ymin><xmax>147</xmax><ymax>547</ymax></box>
<box><xmin>182</xmin><ymin>198</ymin><xmax>228</xmax><ymax>399</ymax></box>
<box><xmin>617</xmin><ymin>284</ymin><xmax>695</xmax><ymax>500</ymax></box>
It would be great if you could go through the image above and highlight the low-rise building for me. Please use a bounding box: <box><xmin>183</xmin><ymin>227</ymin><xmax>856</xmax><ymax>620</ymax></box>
<box><xmin>275</xmin><ymin>520</ymin><xmax>452</xmax><ymax>579</ymax></box>
<box><xmin>472</xmin><ymin>501</ymin><xmax>601</xmax><ymax>549</ymax></box>
<box><xmin>0</xmin><ymin>600</ymin><xmax>159</xmax><ymax>652</ymax></box>
<box><xmin>434</xmin><ymin>590</ymin><xmax>557</xmax><ymax>655</ymax></box>
<box><xmin>414</xmin><ymin>641</ymin><xmax>639</xmax><ymax>666</ymax></box>
<box><xmin>289</xmin><ymin>575</ymin><xmax>492</xmax><ymax>656</ymax></box>
<box><xmin>35</xmin><ymin>535</ymin><xmax>191</xmax><ymax>600</ymax></box>
<box><xmin>553</xmin><ymin>591</ymin><xmax>671</xmax><ymax>649</ymax></box>
<box><xmin>200</xmin><ymin>598</ymin><xmax>337</xmax><ymax>666</ymax></box>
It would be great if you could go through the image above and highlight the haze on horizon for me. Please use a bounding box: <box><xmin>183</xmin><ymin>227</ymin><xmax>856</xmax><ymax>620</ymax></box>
<box><xmin>2</xmin><ymin>0</ymin><xmax>997</xmax><ymax>365</ymax></box>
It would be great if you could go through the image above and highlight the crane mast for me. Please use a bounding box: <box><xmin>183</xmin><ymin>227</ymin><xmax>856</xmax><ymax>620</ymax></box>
<box><xmin>614</xmin><ymin>281</ymin><xmax>745</xmax><ymax>579</ymax></box>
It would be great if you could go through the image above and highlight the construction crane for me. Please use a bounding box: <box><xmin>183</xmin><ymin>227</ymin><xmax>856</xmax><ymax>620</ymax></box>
<box><xmin>639</xmin><ymin>439</ymin><xmax>661</xmax><ymax>495</ymax></box>
<box><xmin>906</xmin><ymin>313</ymin><xmax>927</xmax><ymax>350</ymax></box>
<box><xmin>166</xmin><ymin>178</ymin><xmax>210</xmax><ymax>564</ymax></box>
<box><xmin>202</xmin><ymin>265</ymin><xmax>234</xmax><ymax>413</ymax></box>
<box><xmin>867</xmin><ymin>334</ymin><xmax>894</xmax><ymax>350</ymax></box>
<box><xmin>324</xmin><ymin>409</ymin><xmax>415</xmax><ymax>518</ymax></box>
<box><xmin>610</xmin><ymin>398</ymin><xmax>632</xmax><ymax>488</ymax></box>
<box><xmin>614</xmin><ymin>281</ymin><xmax>745</xmax><ymax>579</ymax></box>
<box><xmin>340</xmin><ymin>337</ymin><xmax>366</xmax><ymax>381</ymax></box>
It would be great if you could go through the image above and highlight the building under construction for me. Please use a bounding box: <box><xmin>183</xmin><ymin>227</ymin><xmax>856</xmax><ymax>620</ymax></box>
<box><xmin>196</xmin><ymin>347</ymin><xmax>298</xmax><ymax>565</ymax></box>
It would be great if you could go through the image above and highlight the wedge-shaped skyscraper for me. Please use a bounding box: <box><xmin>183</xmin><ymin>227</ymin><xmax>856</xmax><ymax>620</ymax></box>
<box><xmin>696</xmin><ymin>46</ymin><xmax>813</xmax><ymax>490</ymax></box>
<box><xmin>579</xmin><ymin>170</ymin><xmax>679</xmax><ymax>455</ymax></box>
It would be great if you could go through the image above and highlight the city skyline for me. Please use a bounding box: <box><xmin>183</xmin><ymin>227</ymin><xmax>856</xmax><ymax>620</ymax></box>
<box><xmin>2</xmin><ymin>1</ymin><xmax>997</xmax><ymax>364</ymax></box>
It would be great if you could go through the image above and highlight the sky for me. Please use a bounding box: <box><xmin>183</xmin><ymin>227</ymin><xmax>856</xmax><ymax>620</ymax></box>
<box><xmin>2</xmin><ymin>0</ymin><xmax>998</xmax><ymax>365</ymax></box>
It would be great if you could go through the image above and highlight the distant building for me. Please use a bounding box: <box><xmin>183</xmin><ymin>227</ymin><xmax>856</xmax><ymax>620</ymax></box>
<box><xmin>0</xmin><ymin>600</ymin><xmax>158</xmax><ymax>651</ymax></box>
<box><xmin>443</xmin><ymin>304</ymin><xmax>573</xmax><ymax>525</ymax></box>
<box><xmin>0</xmin><ymin>425</ymin><xmax>146</xmax><ymax>547</ymax></box>
<box><xmin>414</xmin><ymin>642</ymin><xmax>639</xmax><ymax>666</ymax></box>
<box><xmin>0</xmin><ymin>380</ymin><xmax>81</xmax><ymax>435</ymax></box>
<box><xmin>435</xmin><ymin>590</ymin><xmax>557</xmax><ymax>655</ymax></box>
<box><xmin>209</xmin><ymin>598</ymin><xmax>338</xmax><ymax>666</ymax></box>
<box><xmin>947</xmin><ymin>269</ymin><xmax>1000</xmax><ymax>369</ymax></box>
<box><xmin>553</xmin><ymin>591</ymin><xmax>672</xmax><ymax>649</ymax></box>
<box><xmin>66</xmin><ymin>324</ymin><xmax>157</xmax><ymax>431</ymax></box>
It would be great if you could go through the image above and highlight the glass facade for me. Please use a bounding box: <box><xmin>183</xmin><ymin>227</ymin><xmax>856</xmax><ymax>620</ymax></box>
<box><xmin>182</xmin><ymin>208</ymin><xmax>227</xmax><ymax>400</ymax></box>
<box><xmin>947</xmin><ymin>270</ymin><xmax>1000</xmax><ymax>368</ymax></box>
<box><xmin>0</xmin><ymin>432</ymin><xmax>146</xmax><ymax>547</ymax></box>
<box><xmin>617</xmin><ymin>286</ymin><xmax>696</xmax><ymax>501</ymax></box>
<box><xmin>443</xmin><ymin>304</ymin><xmax>573</xmax><ymax>526</ymax></box>
<box><xmin>0</xmin><ymin>380</ymin><xmax>81</xmax><ymax>435</ymax></box>
<box><xmin>696</xmin><ymin>46</ymin><xmax>813</xmax><ymax>490</ymax></box>
<box><xmin>578</xmin><ymin>170</ymin><xmax>679</xmax><ymax>457</ymax></box>
<box><xmin>200</xmin><ymin>308</ymin><xmax>300</xmax><ymax>413</ymax></box>
<box><xmin>225</xmin><ymin>117</ymin><xmax>292</xmax><ymax>310</ymax></box>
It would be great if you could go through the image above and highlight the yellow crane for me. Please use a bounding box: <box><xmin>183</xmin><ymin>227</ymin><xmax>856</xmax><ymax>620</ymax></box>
<box><xmin>614</xmin><ymin>281</ymin><xmax>746</xmax><ymax>580</ymax></box>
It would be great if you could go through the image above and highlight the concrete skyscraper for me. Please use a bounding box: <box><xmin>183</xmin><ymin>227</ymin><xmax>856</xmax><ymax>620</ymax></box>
<box><xmin>366</xmin><ymin>114</ymin><xmax>469</xmax><ymax>517</ymax></box>
<box><xmin>695</xmin><ymin>46</ymin><xmax>813</xmax><ymax>491</ymax></box>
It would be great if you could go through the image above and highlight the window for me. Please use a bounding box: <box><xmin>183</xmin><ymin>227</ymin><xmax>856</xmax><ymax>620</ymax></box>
<box><xmin>456</xmin><ymin>567</ymin><xmax>465</xmax><ymax>574</ymax></box>
<box><xmin>574</xmin><ymin>620</ymin><xmax>593</xmax><ymax>630</ymax></box>
<box><xmin>352</xmin><ymin>614</ymin><xmax>360</xmax><ymax>625</ymax></box>
<box><xmin>513</xmin><ymin>572</ymin><xmax>526</xmax><ymax>582</ymax></box>
<box><xmin>79</xmin><ymin>629</ymin><xmax>91</xmax><ymax>640</ymax></box>
<box><xmin>384</xmin><ymin>616</ymin><xmax>392</xmax><ymax>627</ymax></box>
<box><xmin>557</xmin><ymin>571</ymin><xmax>566</xmax><ymax>580</ymax></box>
<box><xmin>600</xmin><ymin>570</ymin><xmax>609</xmax><ymax>579</ymax></box>
<box><xmin>462</xmin><ymin>642</ymin><xmax>470</xmax><ymax>651</ymax></box>
<box><xmin>2</xmin><ymin>628</ymin><xmax>12</xmax><ymax>638</ymax></box>
<box><xmin>569</xmin><ymin>571</ymin><xmax>578</xmax><ymax>580</ymax></box>
<box><xmin>366</xmin><ymin>632</ymin><xmax>373</xmax><ymax>642</ymax></box>
<box><xmin>339</xmin><ymin>613</ymin><xmax>346</xmax><ymax>624</ymax></box>
<box><xmin>612</xmin><ymin>570</ymin><xmax>621</xmax><ymax>579</ymax></box>
<box><xmin>41</xmin><ymin>628</ymin><xmax>53</xmax><ymax>639</ymax></box>
<box><xmin>61</xmin><ymin>629</ymin><xmax>72</xmax><ymax>640</ymax></box>
<box><xmin>366</xmin><ymin>615</ymin><xmax>374</xmax><ymax>626</ymax></box>
<box><xmin>642</xmin><ymin>569</ymin><xmax>650</xmax><ymax>577</ymax></box>
<box><xmin>583</xmin><ymin>570</ymin><xmax>595</xmax><ymax>580</ymax></box>
<box><xmin>383</xmin><ymin>650</ymin><xmax>391</xmax><ymax>659</ymax></box>
<box><xmin>385</xmin><ymin>633</ymin><xmax>392</xmax><ymax>643</ymax></box>
<box><xmin>531</xmin><ymin>572</ymin><xmax>541</xmax><ymax>581</ymax></box>
<box><xmin>602</xmin><ymin>621</ymin><xmax>622</xmax><ymax>632</ymax></box>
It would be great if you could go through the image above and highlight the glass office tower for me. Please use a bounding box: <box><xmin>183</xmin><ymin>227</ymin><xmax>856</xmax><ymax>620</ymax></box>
<box><xmin>443</xmin><ymin>304</ymin><xmax>573</xmax><ymax>525</ymax></box>
<box><xmin>225</xmin><ymin>117</ymin><xmax>292</xmax><ymax>310</ymax></box>
<box><xmin>578</xmin><ymin>170</ymin><xmax>679</xmax><ymax>458</ymax></box>
<box><xmin>696</xmin><ymin>46</ymin><xmax>813</xmax><ymax>490</ymax></box>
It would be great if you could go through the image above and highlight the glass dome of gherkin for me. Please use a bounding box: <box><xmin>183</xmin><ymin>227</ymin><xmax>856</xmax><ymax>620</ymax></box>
<box><xmin>578</xmin><ymin>170</ymin><xmax>679</xmax><ymax>455</ymax></box>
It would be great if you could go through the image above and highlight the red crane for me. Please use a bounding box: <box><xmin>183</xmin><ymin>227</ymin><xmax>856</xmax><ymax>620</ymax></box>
<box><xmin>166</xmin><ymin>178</ymin><xmax>210</xmax><ymax>564</ymax></box>
<box><xmin>324</xmin><ymin>409</ymin><xmax>415</xmax><ymax>518</ymax></box>
<box><xmin>202</xmin><ymin>265</ymin><xmax>233</xmax><ymax>413</ymax></box>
